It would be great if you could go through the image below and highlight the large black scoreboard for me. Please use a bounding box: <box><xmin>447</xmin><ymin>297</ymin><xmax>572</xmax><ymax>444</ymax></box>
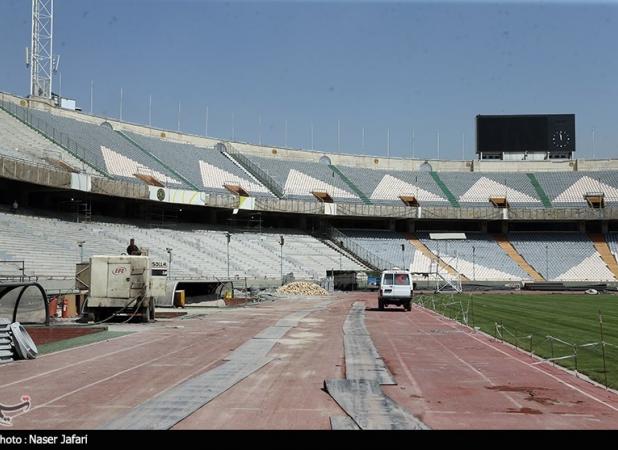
<box><xmin>476</xmin><ymin>114</ymin><xmax>575</xmax><ymax>159</ymax></box>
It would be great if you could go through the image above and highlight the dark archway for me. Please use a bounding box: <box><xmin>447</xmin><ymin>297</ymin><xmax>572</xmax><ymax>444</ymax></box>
<box><xmin>319</xmin><ymin>155</ymin><xmax>332</xmax><ymax>166</ymax></box>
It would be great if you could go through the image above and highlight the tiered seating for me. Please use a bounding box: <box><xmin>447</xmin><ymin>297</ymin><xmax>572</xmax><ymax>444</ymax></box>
<box><xmin>536</xmin><ymin>172</ymin><xmax>618</xmax><ymax>207</ymax></box>
<box><xmin>605</xmin><ymin>233</ymin><xmax>618</xmax><ymax>263</ymax></box>
<box><xmin>418</xmin><ymin>233</ymin><xmax>530</xmax><ymax>281</ymax></box>
<box><xmin>339</xmin><ymin>229</ymin><xmax>417</xmax><ymax>269</ymax></box>
<box><xmin>509</xmin><ymin>232</ymin><xmax>616</xmax><ymax>281</ymax></box>
<box><xmin>0</xmin><ymin>109</ymin><xmax>94</xmax><ymax>172</ymax></box>
<box><xmin>244</xmin><ymin>156</ymin><xmax>362</xmax><ymax>201</ymax></box>
<box><xmin>0</xmin><ymin>212</ymin><xmax>365</xmax><ymax>280</ymax></box>
<box><xmin>0</xmin><ymin>254</ymin><xmax>25</xmax><ymax>279</ymax></box>
<box><xmin>0</xmin><ymin>214</ymin><xmax>123</xmax><ymax>277</ymax></box>
<box><xmin>126</xmin><ymin>132</ymin><xmax>273</xmax><ymax>196</ymax></box>
<box><xmin>409</xmin><ymin>250</ymin><xmax>438</xmax><ymax>277</ymax></box>
<box><xmin>332</xmin><ymin>168</ymin><xmax>545</xmax><ymax>208</ymax></box>
<box><xmin>437</xmin><ymin>173</ymin><xmax>542</xmax><ymax>207</ymax></box>
<box><xmin>23</xmin><ymin>107</ymin><xmax>187</xmax><ymax>186</ymax></box>
<box><xmin>335</xmin><ymin>167</ymin><xmax>449</xmax><ymax>206</ymax></box>
<box><xmin>7</xmin><ymin>101</ymin><xmax>618</xmax><ymax>210</ymax></box>
<box><xmin>338</xmin><ymin>229</ymin><xmax>616</xmax><ymax>282</ymax></box>
<box><xmin>253</xmin><ymin>233</ymin><xmax>364</xmax><ymax>275</ymax></box>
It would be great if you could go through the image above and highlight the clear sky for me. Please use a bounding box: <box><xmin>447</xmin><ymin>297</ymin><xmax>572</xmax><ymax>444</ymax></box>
<box><xmin>1</xmin><ymin>0</ymin><xmax>617</xmax><ymax>160</ymax></box>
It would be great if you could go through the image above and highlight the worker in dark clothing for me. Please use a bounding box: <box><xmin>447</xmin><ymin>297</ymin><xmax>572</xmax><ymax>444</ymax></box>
<box><xmin>126</xmin><ymin>238</ymin><xmax>141</xmax><ymax>255</ymax></box>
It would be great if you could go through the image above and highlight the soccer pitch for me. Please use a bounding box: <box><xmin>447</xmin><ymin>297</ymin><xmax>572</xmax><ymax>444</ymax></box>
<box><xmin>415</xmin><ymin>293</ymin><xmax>618</xmax><ymax>389</ymax></box>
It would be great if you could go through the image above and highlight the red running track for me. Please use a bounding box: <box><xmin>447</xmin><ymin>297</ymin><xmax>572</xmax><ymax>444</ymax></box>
<box><xmin>363</xmin><ymin>293</ymin><xmax>618</xmax><ymax>429</ymax></box>
<box><xmin>2</xmin><ymin>293</ymin><xmax>618</xmax><ymax>429</ymax></box>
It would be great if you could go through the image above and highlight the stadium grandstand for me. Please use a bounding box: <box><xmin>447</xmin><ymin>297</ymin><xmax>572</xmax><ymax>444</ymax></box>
<box><xmin>5</xmin><ymin>0</ymin><xmax>618</xmax><ymax>433</ymax></box>
<box><xmin>2</xmin><ymin>89</ymin><xmax>618</xmax><ymax>296</ymax></box>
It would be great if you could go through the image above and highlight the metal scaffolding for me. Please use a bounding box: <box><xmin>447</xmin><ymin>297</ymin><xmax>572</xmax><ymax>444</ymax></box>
<box><xmin>28</xmin><ymin>0</ymin><xmax>54</xmax><ymax>99</ymax></box>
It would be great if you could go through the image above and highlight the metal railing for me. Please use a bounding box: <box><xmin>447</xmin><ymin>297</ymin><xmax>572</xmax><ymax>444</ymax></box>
<box><xmin>0</xmin><ymin>153</ymin><xmax>75</xmax><ymax>189</ymax></box>
<box><xmin>509</xmin><ymin>207</ymin><xmax>618</xmax><ymax>220</ymax></box>
<box><xmin>323</xmin><ymin>226</ymin><xmax>392</xmax><ymax>271</ymax></box>
<box><xmin>0</xmin><ymin>93</ymin><xmax>109</xmax><ymax>177</ymax></box>
<box><xmin>4</xmin><ymin>152</ymin><xmax>618</xmax><ymax>222</ymax></box>
<box><xmin>337</xmin><ymin>202</ymin><xmax>418</xmax><ymax>218</ymax></box>
<box><xmin>420</xmin><ymin>206</ymin><xmax>504</xmax><ymax>220</ymax></box>
<box><xmin>416</xmin><ymin>293</ymin><xmax>618</xmax><ymax>390</ymax></box>
<box><xmin>0</xmin><ymin>260</ymin><xmax>26</xmax><ymax>282</ymax></box>
<box><xmin>220</xmin><ymin>143</ymin><xmax>285</xmax><ymax>198</ymax></box>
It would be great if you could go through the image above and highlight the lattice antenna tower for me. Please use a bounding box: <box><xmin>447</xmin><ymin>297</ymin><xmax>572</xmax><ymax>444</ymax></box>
<box><xmin>26</xmin><ymin>0</ymin><xmax>58</xmax><ymax>99</ymax></box>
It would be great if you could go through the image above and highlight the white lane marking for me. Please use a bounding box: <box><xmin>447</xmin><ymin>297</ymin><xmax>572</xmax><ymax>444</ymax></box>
<box><xmin>419</xmin><ymin>307</ymin><xmax>618</xmax><ymax>413</ymax></box>
<box><xmin>0</xmin><ymin>335</ymin><xmax>172</xmax><ymax>389</ymax></box>
<box><xmin>401</xmin><ymin>309</ymin><xmax>524</xmax><ymax>410</ymax></box>
<box><xmin>30</xmin><ymin>338</ymin><xmax>211</xmax><ymax>411</ymax></box>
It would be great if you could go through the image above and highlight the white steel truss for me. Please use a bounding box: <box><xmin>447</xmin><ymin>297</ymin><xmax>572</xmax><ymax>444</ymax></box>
<box><xmin>30</xmin><ymin>0</ymin><xmax>54</xmax><ymax>98</ymax></box>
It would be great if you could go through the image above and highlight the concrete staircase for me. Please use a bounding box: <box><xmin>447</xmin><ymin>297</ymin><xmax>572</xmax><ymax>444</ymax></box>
<box><xmin>588</xmin><ymin>233</ymin><xmax>618</xmax><ymax>279</ymax></box>
<box><xmin>493</xmin><ymin>234</ymin><xmax>544</xmax><ymax>281</ymax></box>
<box><xmin>403</xmin><ymin>232</ymin><xmax>468</xmax><ymax>280</ymax></box>
<box><xmin>527</xmin><ymin>173</ymin><xmax>552</xmax><ymax>208</ymax></box>
<box><xmin>116</xmin><ymin>130</ymin><xmax>200</xmax><ymax>190</ymax></box>
<box><xmin>319</xmin><ymin>236</ymin><xmax>371</xmax><ymax>270</ymax></box>
<box><xmin>220</xmin><ymin>143</ymin><xmax>285</xmax><ymax>198</ymax></box>
<box><xmin>329</xmin><ymin>165</ymin><xmax>372</xmax><ymax>205</ymax></box>
<box><xmin>429</xmin><ymin>172</ymin><xmax>460</xmax><ymax>207</ymax></box>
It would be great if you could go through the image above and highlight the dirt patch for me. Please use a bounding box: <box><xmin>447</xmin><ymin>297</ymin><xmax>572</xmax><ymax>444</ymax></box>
<box><xmin>156</xmin><ymin>311</ymin><xmax>188</xmax><ymax>319</ymax></box>
<box><xmin>525</xmin><ymin>395</ymin><xmax>558</xmax><ymax>406</ymax></box>
<box><xmin>487</xmin><ymin>385</ymin><xmax>558</xmax><ymax>406</ymax></box>
<box><xmin>506</xmin><ymin>407</ymin><xmax>543</xmax><ymax>415</ymax></box>
<box><xmin>486</xmin><ymin>385</ymin><xmax>548</xmax><ymax>393</ymax></box>
<box><xmin>428</xmin><ymin>329</ymin><xmax>465</xmax><ymax>334</ymax></box>
<box><xmin>224</xmin><ymin>297</ymin><xmax>254</xmax><ymax>307</ymax></box>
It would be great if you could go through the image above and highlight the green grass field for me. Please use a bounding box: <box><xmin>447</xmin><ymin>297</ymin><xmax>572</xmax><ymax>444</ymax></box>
<box><xmin>414</xmin><ymin>293</ymin><xmax>618</xmax><ymax>389</ymax></box>
<box><xmin>37</xmin><ymin>331</ymin><xmax>132</xmax><ymax>355</ymax></box>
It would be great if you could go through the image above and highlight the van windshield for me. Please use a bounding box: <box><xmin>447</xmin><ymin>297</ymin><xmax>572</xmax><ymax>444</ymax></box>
<box><xmin>383</xmin><ymin>274</ymin><xmax>394</xmax><ymax>285</ymax></box>
<box><xmin>394</xmin><ymin>273</ymin><xmax>410</xmax><ymax>285</ymax></box>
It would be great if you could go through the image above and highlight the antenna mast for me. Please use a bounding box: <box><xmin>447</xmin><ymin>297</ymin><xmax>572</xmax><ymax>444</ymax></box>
<box><xmin>28</xmin><ymin>0</ymin><xmax>54</xmax><ymax>99</ymax></box>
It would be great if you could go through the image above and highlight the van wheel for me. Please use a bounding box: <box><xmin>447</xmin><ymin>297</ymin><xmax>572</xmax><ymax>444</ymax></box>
<box><xmin>404</xmin><ymin>301</ymin><xmax>412</xmax><ymax>311</ymax></box>
<box><xmin>378</xmin><ymin>299</ymin><xmax>385</xmax><ymax>310</ymax></box>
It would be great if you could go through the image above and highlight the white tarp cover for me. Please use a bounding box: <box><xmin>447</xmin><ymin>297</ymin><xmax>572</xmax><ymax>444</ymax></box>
<box><xmin>429</xmin><ymin>233</ymin><xmax>467</xmax><ymax>240</ymax></box>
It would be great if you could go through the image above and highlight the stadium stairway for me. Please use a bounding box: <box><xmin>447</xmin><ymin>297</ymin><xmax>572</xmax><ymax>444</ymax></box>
<box><xmin>317</xmin><ymin>236</ymin><xmax>371</xmax><ymax>270</ymax></box>
<box><xmin>429</xmin><ymin>172</ymin><xmax>460</xmax><ymax>207</ymax></box>
<box><xmin>115</xmin><ymin>130</ymin><xmax>200</xmax><ymax>190</ymax></box>
<box><xmin>403</xmin><ymin>232</ymin><xmax>469</xmax><ymax>280</ymax></box>
<box><xmin>0</xmin><ymin>101</ymin><xmax>105</xmax><ymax>177</ymax></box>
<box><xmin>329</xmin><ymin>166</ymin><xmax>372</xmax><ymax>205</ymax></box>
<box><xmin>219</xmin><ymin>144</ymin><xmax>285</xmax><ymax>198</ymax></box>
<box><xmin>493</xmin><ymin>234</ymin><xmax>545</xmax><ymax>281</ymax></box>
<box><xmin>588</xmin><ymin>233</ymin><xmax>618</xmax><ymax>279</ymax></box>
<box><xmin>526</xmin><ymin>173</ymin><xmax>552</xmax><ymax>208</ymax></box>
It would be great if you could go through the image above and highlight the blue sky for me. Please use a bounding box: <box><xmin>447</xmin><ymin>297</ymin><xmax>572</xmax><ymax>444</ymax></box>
<box><xmin>1</xmin><ymin>0</ymin><xmax>617</xmax><ymax>159</ymax></box>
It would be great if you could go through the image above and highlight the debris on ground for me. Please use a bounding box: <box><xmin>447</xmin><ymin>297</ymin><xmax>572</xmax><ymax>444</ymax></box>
<box><xmin>276</xmin><ymin>281</ymin><xmax>329</xmax><ymax>296</ymax></box>
<box><xmin>0</xmin><ymin>320</ymin><xmax>38</xmax><ymax>362</ymax></box>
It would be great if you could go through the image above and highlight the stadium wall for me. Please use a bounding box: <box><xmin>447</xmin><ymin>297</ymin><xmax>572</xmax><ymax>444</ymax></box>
<box><xmin>4</xmin><ymin>91</ymin><xmax>618</xmax><ymax>173</ymax></box>
<box><xmin>3</xmin><ymin>153</ymin><xmax>618</xmax><ymax>223</ymax></box>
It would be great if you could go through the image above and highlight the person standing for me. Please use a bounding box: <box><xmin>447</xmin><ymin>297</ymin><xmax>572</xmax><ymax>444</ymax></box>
<box><xmin>126</xmin><ymin>238</ymin><xmax>141</xmax><ymax>255</ymax></box>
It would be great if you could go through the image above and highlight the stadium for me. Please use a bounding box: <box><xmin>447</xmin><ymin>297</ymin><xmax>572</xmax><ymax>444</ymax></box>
<box><xmin>1</xmin><ymin>0</ymin><xmax>618</xmax><ymax>432</ymax></box>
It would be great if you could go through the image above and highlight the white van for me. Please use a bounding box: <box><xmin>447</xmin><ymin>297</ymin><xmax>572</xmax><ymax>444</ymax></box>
<box><xmin>379</xmin><ymin>269</ymin><xmax>414</xmax><ymax>311</ymax></box>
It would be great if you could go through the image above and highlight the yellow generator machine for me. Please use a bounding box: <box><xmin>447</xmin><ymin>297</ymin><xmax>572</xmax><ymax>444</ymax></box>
<box><xmin>84</xmin><ymin>255</ymin><xmax>168</xmax><ymax>323</ymax></box>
